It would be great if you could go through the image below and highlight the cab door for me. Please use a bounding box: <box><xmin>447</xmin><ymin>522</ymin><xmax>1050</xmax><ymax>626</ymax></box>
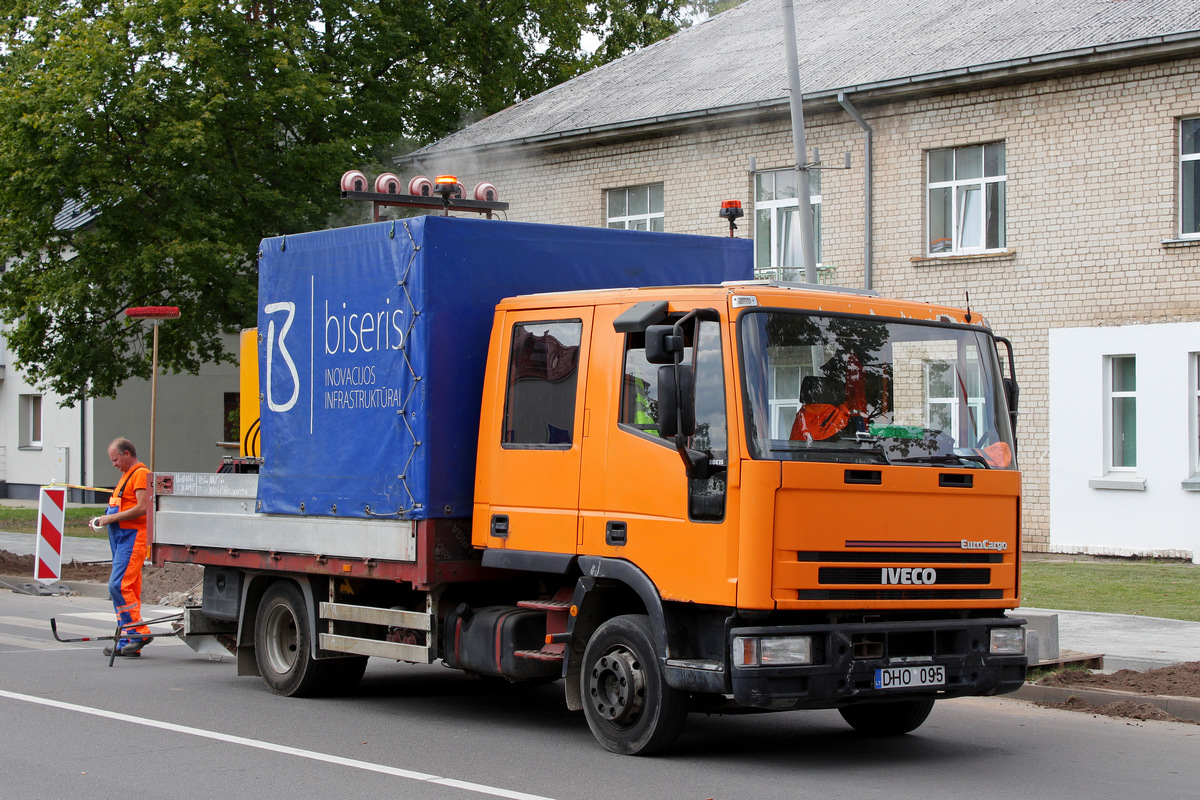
<box><xmin>580</xmin><ymin>310</ymin><xmax>738</xmax><ymax>608</ymax></box>
<box><xmin>480</xmin><ymin>308</ymin><xmax>593</xmax><ymax>556</ymax></box>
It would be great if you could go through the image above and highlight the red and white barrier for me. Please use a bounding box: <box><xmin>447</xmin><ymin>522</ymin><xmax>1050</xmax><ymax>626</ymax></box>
<box><xmin>35</xmin><ymin>487</ymin><xmax>66</xmax><ymax>585</ymax></box>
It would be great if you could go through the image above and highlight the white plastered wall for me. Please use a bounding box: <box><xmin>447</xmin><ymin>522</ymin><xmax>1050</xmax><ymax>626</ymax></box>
<box><xmin>1049</xmin><ymin>322</ymin><xmax>1200</xmax><ymax>563</ymax></box>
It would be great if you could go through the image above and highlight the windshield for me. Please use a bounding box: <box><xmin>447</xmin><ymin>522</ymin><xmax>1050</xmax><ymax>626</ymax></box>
<box><xmin>739</xmin><ymin>311</ymin><xmax>1016</xmax><ymax>469</ymax></box>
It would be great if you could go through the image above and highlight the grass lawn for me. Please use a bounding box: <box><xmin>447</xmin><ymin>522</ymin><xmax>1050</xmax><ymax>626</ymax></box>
<box><xmin>1022</xmin><ymin>560</ymin><xmax>1200</xmax><ymax>622</ymax></box>
<box><xmin>0</xmin><ymin>506</ymin><xmax>108</xmax><ymax>539</ymax></box>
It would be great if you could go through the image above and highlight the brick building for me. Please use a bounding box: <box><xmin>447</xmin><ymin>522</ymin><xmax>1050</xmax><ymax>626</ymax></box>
<box><xmin>396</xmin><ymin>0</ymin><xmax>1200</xmax><ymax>559</ymax></box>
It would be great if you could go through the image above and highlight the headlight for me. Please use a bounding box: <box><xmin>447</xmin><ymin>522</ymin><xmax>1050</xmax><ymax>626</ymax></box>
<box><xmin>733</xmin><ymin>635</ymin><xmax>813</xmax><ymax>667</ymax></box>
<box><xmin>990</xmin><ymin>627</ymin><xmax>1025</xmax><ymax>655</ymax></box>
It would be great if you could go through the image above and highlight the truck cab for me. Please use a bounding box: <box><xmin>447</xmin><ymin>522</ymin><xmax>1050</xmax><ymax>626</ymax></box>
<box><xmin>471</xmin><ymin>282</ymin><xmax>1024</xmax><ymax>752</ymax></box>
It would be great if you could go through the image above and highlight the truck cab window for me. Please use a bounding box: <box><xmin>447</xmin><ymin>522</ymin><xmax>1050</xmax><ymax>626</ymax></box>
<box><xmin>503</xmin><ymin>320</ymin><xmax>582</xmax><ymax>447</ymax></box>
<box><xmin>690</xmin><ymin>319</ymin><xmax>727</xmax><ymax>521</ymax></box>
<box><xmin>620</xmin><ymin>319</ymin><xmax>727</xmax><ymax>519</ymax></box>
<box><xmin>739</xmin><ymin>311</ymin><xmax>1015</xmax><ymax>469</ymax></box>
<box><xmin>619</xmin><ymin>331</ymin><xmax>664</xmax><ymax>439</ymax></box>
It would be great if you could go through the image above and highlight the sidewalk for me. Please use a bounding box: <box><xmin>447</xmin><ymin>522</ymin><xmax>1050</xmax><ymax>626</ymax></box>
<box><xmin>0</xmin><ymin>530</ymin><xmax>113</xmax><ymax>563</ymax></box>
<box><xmin>1018</xmin><ymin>606</ymin><xmax>1200</xmax><ymax>672</ymax></box>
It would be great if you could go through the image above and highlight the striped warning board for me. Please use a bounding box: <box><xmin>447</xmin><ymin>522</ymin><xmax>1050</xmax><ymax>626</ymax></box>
<box><xmin>35</xmin><ymin>487</ymin><xmax>66</xmax><ymax>585</ymax></box>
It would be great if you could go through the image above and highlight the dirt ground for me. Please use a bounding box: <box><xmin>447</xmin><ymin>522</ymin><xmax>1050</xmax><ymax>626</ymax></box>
<box><xmin>1033</xmin><ymin>662</ymin><xmax>1200</xmax><ymax>724</ymax></box>
<box><xmin>0</xmin><ymin>549</ymin><xmax>203</xmax><ymax>606</ymax></box>
<box><xmin>3</xmin><ymin>548</ymin><xmax>1198</xmax><ymax>724</ymax></box>
<box><xmin>1037</xmin><ymin>661</ymin><xmax>1200</xmax><ymax>698</ymax></box>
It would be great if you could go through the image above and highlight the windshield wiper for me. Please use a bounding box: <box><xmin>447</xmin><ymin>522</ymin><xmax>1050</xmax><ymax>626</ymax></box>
<box><xmin>771</xmin><ymin>443</ymin><xmax>891</xmax><ymax>464</ymax></box>
<box><xmin>889</xmin><ymin>453</ymin><xmax>989</xmax><ymax>469</ymax></box>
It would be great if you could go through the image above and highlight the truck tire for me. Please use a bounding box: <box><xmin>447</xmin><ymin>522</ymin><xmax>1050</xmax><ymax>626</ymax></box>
<box><xmin>838</xmin><ymin>698</ymin><xmax>935</xmax><ymax>735</ymax></box>
<box><xmin>329</xmin><ymin>656</ymin><xmax>369</xmax><ymax>693</ymax></box>
<box><xmin>580</xmin><ymin>614</ymin><xmax>687</xmax><ymax>755</ymax></box>
<box><xmin>255</xmin><ymin>581</ymin><xmax>332</xmax><ymax>697</ymax></box>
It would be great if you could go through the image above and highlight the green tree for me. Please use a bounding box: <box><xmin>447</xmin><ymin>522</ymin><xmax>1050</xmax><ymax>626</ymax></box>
<box><xmin>0</xmin><ymin>0</ymin><xmax>692</xmax><ymax>404</ymax></box>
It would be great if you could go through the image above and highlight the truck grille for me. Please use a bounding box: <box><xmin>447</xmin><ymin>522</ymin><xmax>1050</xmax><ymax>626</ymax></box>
<box><xmin>819</xmin><ymin>567</ymin><xmax>991</xmax><ymax>585</ymax></box>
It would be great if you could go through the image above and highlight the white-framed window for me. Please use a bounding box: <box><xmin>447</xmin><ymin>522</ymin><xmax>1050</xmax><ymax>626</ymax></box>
<box><xmin>1105</xmin><ymin>355</ymin><xmax>1136</xmax><ymax>471</ymax></box>
<box><xmin>1181</xmin><ymin>118</ymin><xmax>1200</xmax><ymax>239</ymax></box>
<box><xmin>754</xmin><ymin>168</ymin><xmax>822</xmax><ymax>279</ymax></box>
<box><xmin>607</xmin><ymin>184</ymin><xmax>664</xmax><ymax>231</ymax></box>
<box><xmin>1190</xmin><ymin>353</ymin><xmax>1200</xmax><ymax>476</ymax></box>
<box><xmin>18</xmin><ymin>393</ymin><xmax>43</xmax><ymax>448</ymax></box>
<box><xmin>925</xmin><ymin>359</ymin><xmax>985</xmax><ymax>441</ymax></box>
<box><xmin>768</xmin><ymin>362</ymin><xmax>811</xmax><ymax>439</ymax></box>
<box><xmin>927</xmin><ymin>142</ymin><xmax>1006</xmax><ymax>255</ymax></box>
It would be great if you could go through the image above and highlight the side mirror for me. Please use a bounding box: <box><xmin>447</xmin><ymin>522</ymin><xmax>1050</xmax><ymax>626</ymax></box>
<box><xmin>1003</xmin><ymin>376</ymin><xmax>1019</xmax><ymax>435</ymax></box>
<box><xmin>1003</xmin><ymin>376</ymin><xmax>1019</xmax><ymax>414</ymax></box>
<box><xmin>645</xmin><ymin>325</ymin><xmax>685</xmax><ymax>365</ymax></box>
<box><xmin>995</xmin><ymin>336</ymin><xmax>1019</xmax><ymax>439</ymax></box>
<box><xmin>656</xmin><ymin>364</ymin><xmax>695</xmax><ymax>438</ymax></box>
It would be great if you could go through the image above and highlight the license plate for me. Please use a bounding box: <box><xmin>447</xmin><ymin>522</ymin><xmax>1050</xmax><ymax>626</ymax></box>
<box><xmin>874</xmin><ymin>665</ymin><xmax>945</xmax><ymax>690</ymax></box>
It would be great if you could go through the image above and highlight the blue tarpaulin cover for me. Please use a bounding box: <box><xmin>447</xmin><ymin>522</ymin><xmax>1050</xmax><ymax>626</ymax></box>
<box><xmin>256</xmin><ymin>215</ymin><xmax>751</xmax><ymax>520</ymax></box>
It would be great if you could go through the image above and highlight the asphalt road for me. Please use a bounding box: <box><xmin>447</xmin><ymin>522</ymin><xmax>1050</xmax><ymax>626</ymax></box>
<box><xmin>2</xmin><ymin>590</ymin><xmax>1196</xmax><ymax>800</ymax></box>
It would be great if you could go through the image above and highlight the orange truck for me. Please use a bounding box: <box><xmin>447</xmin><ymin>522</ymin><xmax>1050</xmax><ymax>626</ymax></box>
<box><xmin>151</xmin><ymin>215</ymin><xmax>1026</xmax><ymax>755</ymax></box>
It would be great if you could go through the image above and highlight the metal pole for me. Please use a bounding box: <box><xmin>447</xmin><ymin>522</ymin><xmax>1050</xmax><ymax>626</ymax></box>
<box><xmin>780</xmin><ymin>0</ymin><xmax>818</xmax><ymax>284</ymax></box>
<box><xmin>149</xmin><ymin>321</ymin><xmax>159</xmax><ymax>472</ymax></box>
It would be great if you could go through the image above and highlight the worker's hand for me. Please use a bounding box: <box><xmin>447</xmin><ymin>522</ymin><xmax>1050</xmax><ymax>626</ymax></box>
<box><xmin>90</xmin><ymin>517</ymin><xmax>105</xmax><ymax>531</ymax></box>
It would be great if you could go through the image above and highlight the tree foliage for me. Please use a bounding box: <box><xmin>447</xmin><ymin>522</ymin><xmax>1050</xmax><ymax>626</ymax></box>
<box><xmin>0</xmin><ymin>0</ymin><xmax>696</xmax><ymax>404</ymax></box>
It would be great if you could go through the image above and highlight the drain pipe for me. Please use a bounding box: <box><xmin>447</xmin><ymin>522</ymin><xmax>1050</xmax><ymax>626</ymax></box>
<box><xmin>837</xmin><ymin>92</ymin><xmax>873</xmax><ymax>290</ymax></box>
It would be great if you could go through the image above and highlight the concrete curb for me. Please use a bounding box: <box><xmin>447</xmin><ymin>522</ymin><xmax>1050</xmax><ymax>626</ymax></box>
<box><xmin>1013</xmin><ymin>683</ymin><xmax>1200</xmax><ymax>722</ymax></box>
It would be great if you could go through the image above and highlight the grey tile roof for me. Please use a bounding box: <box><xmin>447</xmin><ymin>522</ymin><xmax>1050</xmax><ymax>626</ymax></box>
<box><xmin>411</xmin><ymin>0</ymin><xmax>1200</xmax><ymax>157</ymax></box>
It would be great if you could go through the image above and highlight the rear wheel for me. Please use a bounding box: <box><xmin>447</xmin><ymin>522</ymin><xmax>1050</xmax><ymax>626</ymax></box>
<box><xmin>581</xmin><ymin>614</ymin><xmax>687</xmax><ymax>755</ymax></box>
<box><xmin>838</xmin><ymin>698</ymin><xmax>935</xmax><ymax>735</ymax></box>
<box><xmin>255</xmin><ymin>581</ymin><xmax>332</xmax><ymax>697</ymax></box>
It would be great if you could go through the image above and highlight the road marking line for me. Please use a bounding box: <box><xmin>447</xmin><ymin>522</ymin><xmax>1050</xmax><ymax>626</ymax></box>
<box><xmin>0</xmin><ymin>689</ymin><xmax>557</xmax><ymax>800</ymax></box>
<box><xmin>0</xmin><ymin>634</ymin><xmax>61</xmax><ymax>651</ymax></box>
<box><xmin>57</xmin><ymin>612</ymin><xmax>121</xmax><ymax>622</ymax></box>
<box><xmin>0</xmin><ymin>615</ymin><xmax>114</xmax><ymax>635</ymax></box>
<box><xmin>59</xmin><ymin>609</ymin><xmax>177</xmax><ymax>622</ymax></box>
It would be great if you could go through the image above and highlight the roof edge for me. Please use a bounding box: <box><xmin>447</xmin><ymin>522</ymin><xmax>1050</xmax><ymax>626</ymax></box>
<box><xmin>397</xmin><ymin>31</ymin><xmax>1200</xmax><ymax>166</ymax></box>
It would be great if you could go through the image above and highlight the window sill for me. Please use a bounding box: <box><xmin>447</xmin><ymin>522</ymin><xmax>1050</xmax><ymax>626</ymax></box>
<box><xmin>910</xmin><ymin>249</ymin><xmax>1016</xmax><ymax>266</ymax></box>
<box><xmin>1182</xmin><ymin>474</ymin><xmax>1200</xmax><ymax>492</ymax></box>
<box><xmin>1088</xmin><ymin>476</ymin><xmax>1147</xmax><ymax>491</ymax></box>
<box><xmin>1161</xmin><ymin>237</ymin><xmax>1200</xmax><ymax>248</ymax></box>
<box><xmin>17</xmin><ymin>445</ymin><xmax>43</xmax><ymax>452</ymax></box>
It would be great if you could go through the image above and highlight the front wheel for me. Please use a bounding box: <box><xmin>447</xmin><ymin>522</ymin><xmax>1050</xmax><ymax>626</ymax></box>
<box><xmin>838</xmin><ymin>698</ymin><xmax>935</xmax><ymax>735</ymax></box>
<box><xmin>580</xmin><ymin>614</ymin><xmax>687</xmax><ymax>755</ymax></box>
<box><xmin>254</xmin><ymin>581</ymin><xmax>332</xmax><ymax>697</ymax></box>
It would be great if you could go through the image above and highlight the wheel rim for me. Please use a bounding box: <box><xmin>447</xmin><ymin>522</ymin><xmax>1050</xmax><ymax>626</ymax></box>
<box><xmin>587</xmin><ymin>645</ymin><xmax>646</xmax><ymax>728</ymax></box>
<box><xmin>262</xmin><ymin>600</ymin><xmax>299</xmax><ymax>676</ymax></box>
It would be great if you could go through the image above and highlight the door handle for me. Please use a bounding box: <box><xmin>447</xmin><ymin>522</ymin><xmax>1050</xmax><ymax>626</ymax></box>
<box><xmin>606</xmin><ymin>521</ymin><xmax>627</xmax><ymax>546</ymax></box>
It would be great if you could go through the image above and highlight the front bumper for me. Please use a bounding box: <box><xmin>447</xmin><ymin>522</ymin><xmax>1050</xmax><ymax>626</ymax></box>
<box><xmin>729</xmin><ymin>617</ymin><xmax>1027</xmax><ymax>710</ymax></box>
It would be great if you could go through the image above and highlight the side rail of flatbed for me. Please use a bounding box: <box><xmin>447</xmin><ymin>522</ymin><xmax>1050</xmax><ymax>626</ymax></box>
<box><xmin>149</xmin><ymin>472</ymin><xmax>486</xmax><ymax>663</ymax></box>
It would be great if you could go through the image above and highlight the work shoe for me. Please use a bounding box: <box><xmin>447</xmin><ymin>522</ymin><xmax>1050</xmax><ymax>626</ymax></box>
<box><xmin>103</xmin><ymin>637</ymin><xmax>152</xmax><ymax>657</ymax></box>
<box><xmin>120</xmin><ymin>637</ymin><xmax>153</xmax><ymax>656</ymax></box>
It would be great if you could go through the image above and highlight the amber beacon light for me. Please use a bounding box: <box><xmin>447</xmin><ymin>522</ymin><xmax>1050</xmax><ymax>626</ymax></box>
<box><xmin>719</xmin><ymin>199</ymin><xmax>744</xmax><ymax>237</ymax></box>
